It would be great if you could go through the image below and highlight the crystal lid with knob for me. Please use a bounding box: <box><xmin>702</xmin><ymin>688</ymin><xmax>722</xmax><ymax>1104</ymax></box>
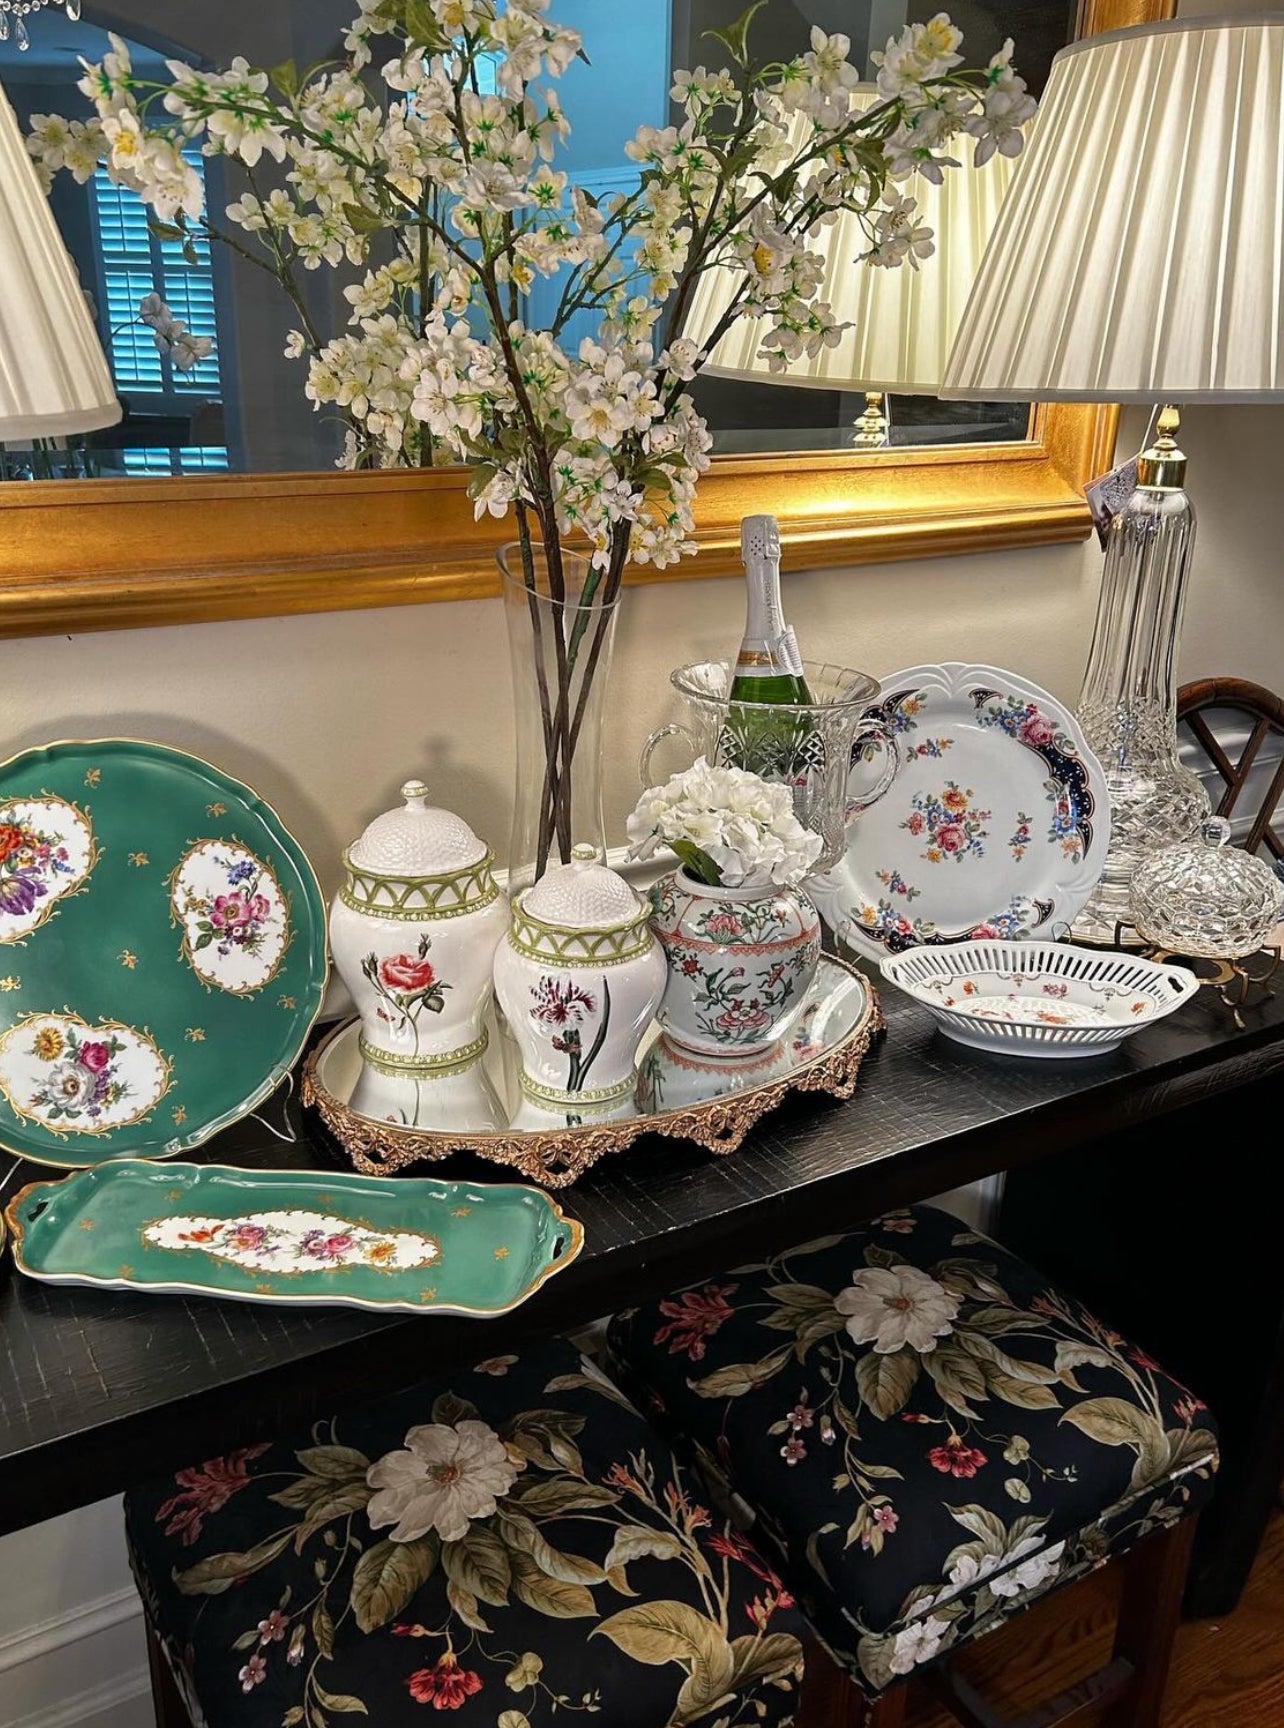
<box><xmin>346</xmin><ymin>780</ymin><xmax>490</xmax><ymax>879</ymax></box>
<box><xmin>1129</xmin><ymin>819</ymin><xmax>1284</xmax><ymax>959</ymax></box>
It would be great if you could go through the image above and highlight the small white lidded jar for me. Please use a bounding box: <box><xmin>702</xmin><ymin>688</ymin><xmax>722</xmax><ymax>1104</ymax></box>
<box><xmin>494</xmin><ymin>844</ymin><xmax>666</xmax><ymax>1108</ymax></box>
<box><xmin>329</xmin><ymin>780</ymin><xmax>509</xmax><ymax>1075</ymax></box>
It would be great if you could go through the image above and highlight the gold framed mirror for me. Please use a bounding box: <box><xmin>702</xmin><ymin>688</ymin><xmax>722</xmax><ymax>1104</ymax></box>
<box><xmin>0</xmin><ymin>0</ymin><xmax>1172</xmax><ymax>638</ymax></box>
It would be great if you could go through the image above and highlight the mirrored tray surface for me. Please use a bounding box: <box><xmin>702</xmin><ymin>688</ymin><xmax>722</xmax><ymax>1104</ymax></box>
<box><xmin>303</xmin><ymin>955</ymin><xmax>881</xmax><ymax>1188</ymax></box>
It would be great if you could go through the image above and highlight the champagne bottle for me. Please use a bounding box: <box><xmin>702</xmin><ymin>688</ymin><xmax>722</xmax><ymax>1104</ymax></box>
<box><xmin>729</xmin><ymin>515</ymin><xmax>813</xmax><ymax>706</ymax></box>
<box><xmin>724</xmin><ymin>515</ymin><xmax>815</xmax><ymax>778</ymax></box>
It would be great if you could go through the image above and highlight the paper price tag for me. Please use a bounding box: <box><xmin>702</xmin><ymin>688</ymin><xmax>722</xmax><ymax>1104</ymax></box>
<box><xmin>1085</xmin><ymin>456</ymin><xmax>1139</xmax><ymax>549</ymax></box>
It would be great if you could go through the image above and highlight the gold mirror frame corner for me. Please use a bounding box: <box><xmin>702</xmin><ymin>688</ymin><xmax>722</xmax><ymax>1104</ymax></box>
<box><xmin>0</xmin><ymin>0</ymin><xmax>1172</xmax><ymax>640</ymax></box>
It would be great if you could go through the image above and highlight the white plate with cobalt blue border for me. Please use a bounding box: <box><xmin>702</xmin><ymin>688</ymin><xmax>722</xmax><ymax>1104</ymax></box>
<box><xmin>808</xmin><ymin>663</ymin><xmax>1110</xmax><ymax>961</ymax></box>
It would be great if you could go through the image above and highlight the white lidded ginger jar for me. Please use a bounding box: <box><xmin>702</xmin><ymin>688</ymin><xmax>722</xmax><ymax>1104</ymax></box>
<box><xmin>329</xmin><ymin>780</ymin><xmax>509</xmax><ymax>1075</ymax></box>
<box><xmin>494</xmin><ymin>844</ymin><xmax>666</xmax><ymax>1108</ymax></box>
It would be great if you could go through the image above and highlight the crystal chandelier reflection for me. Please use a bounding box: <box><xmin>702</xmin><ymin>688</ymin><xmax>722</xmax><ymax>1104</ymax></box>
<box><xmin>0</xmin><ymin>0</ymin><xmax>80</xmax><ymax>53</ymax></box>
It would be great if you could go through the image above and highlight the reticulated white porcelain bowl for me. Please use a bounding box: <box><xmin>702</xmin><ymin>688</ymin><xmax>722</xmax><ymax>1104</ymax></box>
<box><xmin>880</xmin><ymin>940</ymin><xmax>1198</xmax><ymax>1058</ymax></box>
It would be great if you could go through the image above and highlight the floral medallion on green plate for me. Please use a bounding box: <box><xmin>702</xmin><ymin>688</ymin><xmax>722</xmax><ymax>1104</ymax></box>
<box><xmin>0</xmin><ymin>740</ymin><xmax>328</xmax><ymax>1167</ymax></box>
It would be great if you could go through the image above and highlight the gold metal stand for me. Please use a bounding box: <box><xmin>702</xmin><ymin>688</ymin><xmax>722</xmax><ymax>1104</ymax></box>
<box><xmin>1111</xmin><ymin>920</ymin><xmax>1280</xmax><ymax>1029</ymax></box>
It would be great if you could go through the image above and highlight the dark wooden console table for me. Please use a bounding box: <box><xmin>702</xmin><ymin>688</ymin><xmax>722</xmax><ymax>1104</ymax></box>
<box><xmin>1</xmin><ymin>976</ymin><xmax>1281</xmax><ymax>1621</ymax></box>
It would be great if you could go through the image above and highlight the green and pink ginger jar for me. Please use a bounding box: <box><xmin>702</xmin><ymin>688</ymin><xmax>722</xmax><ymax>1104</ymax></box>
<box><xmin>647</xmin><ymin>868</ymin><xmax>821</xmax><ymax>1059</ymax></box>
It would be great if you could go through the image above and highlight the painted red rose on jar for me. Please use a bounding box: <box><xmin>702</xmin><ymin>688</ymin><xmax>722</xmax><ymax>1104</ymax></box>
<box><xmin>380</xmin><ymin>953</ymin><xmax>437</xmax><ymax>993</ymax></box>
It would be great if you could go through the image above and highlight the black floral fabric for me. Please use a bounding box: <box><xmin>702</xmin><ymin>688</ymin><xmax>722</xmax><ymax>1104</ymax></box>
<box><xmin>124</xmin><ymin>1337</ymin><xmax>803</xmax><ymax>1728</ymax></box>
<box><xmin>606</xmin><ymin>1205</ymin><xmax>1218</xmax><ymax>1696</ymax></box>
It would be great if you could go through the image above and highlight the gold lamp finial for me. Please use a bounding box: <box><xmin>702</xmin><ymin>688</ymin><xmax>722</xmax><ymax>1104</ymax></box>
<box><xmin>1137</xmin><ymin>404</ymin><xmax>1188</xmax><ymax>490</ymax></box>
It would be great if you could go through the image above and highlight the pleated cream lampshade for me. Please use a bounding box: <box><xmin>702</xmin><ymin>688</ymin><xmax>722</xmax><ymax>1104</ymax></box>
<box><xmin>0</xmin><ymin>79</ymin><xmax>120</xmax><ymax>440</ymax></box>
<box><xmin>943</xmin><ymin>16</ymin><xmax>1284</xmax><ymax>403</ymax></box>
<box><xmin>680</xmin><ymin>87</ymin><xmax>1022</xmax><ymax>396</ymax></box>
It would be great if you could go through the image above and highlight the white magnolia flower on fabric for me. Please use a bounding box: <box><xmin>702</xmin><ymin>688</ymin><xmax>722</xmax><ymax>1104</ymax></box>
<box><xmin>835</xmin><ymin>1264</ymin><xmax>961</xmax><ymax>1355</ymax></box>
<box><xmin>888</xmin><ymin>1615</ymin><xmax>952</xmax><ymax>1676</ymax></box>
<box><xmin>947</xmin><ymin>1536</ymin><xmax>1065</xmax><ymax>1602</ymax></box>
<box><xmin>627</xmin><ymin>757</ymin><xmax>823</xmax><ymax>888</ymax></box>
<box><xmin>997</xmin><ymin>1538</ymin><xmax>1065</xmax><ymax>1597</ymax></box>
<box><xmin>366</xmin><ymin>1418</ymin><xmax>519</xmax><ymax>1544</ymax></box>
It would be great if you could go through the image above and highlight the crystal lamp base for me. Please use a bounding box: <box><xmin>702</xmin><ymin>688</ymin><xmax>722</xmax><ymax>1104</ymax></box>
<box><xmin>1071</xmin><ymin>759</ymin><xmax>1209</xmax><ymax>945</ymax></box>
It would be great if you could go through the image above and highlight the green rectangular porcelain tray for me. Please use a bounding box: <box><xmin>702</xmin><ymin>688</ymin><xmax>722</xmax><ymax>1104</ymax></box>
<box><xmin>5</xmin><ymin>1161</ymin><xmax>583</xmax><ymax>1317</ymax></box>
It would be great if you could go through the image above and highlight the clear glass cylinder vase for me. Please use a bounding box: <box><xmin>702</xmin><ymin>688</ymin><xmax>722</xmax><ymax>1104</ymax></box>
<box><xmin>1074</xmin><ymin>484</ymin><xmax>1209</xmax><ymax>942</ymax></box>
<box><xmin>499</xmin><ymin>540</ymin><xmax>620</xmax><ymax>892</ymax></box>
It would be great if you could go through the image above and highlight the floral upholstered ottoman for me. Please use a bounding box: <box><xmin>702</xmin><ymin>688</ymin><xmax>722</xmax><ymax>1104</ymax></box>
<box><xmin>606</xmin><ymin>1205</ymin><xmax>1218</xmax><ymax>1702</ymax></box>
<box><xmin>124</xmin><ymin>1337</ymin><xmax>804</xmax><ymax>1728</ymax></box>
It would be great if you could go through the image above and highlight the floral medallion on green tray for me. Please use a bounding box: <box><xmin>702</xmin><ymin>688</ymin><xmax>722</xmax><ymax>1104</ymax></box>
<box><xmin>5</xmin><ymin>1160</ymin><xmax>582</xmax><ymax>1315</ymax></box>
<box><xmin>0</xmin><ymin>740</ymin><xmax>327</xmax><ymax>1168</ymax></box>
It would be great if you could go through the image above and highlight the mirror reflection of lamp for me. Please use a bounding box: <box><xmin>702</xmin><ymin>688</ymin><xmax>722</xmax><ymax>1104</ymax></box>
<box><xmin>0</xmin><ymin>0</ymin><xmax>79</xmax><ymax>54</ymax></box>
<box><xmin>0</xmin><ymin>78</ymin><xmax>120</xmax><ymax>468</ymax></box>
<box><xmin>942</xmin><ymin>17</ymin><xmax>1284</xmax><ymax>943</ymax></box>
<box><xmin>678</xmin><ymin>87</ymin><xmax>1023</xmax><ymax>450</ymax></box>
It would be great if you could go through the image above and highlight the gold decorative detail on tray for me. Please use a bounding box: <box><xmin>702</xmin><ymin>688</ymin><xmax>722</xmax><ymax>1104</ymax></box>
<box><xmin>78</xmin><ymin>1218</ymin><xmax>95</xmax><ymax>1230</ymax></box>
<box><xmin>280</xmin><ymin>995</ymin><xmax>297</xmax><ymax>1010</ymax></box>
<box><xmin>185</xmin><ymin>1028</ymin><xmax>206</xmax><ymax>1043</ymax></box>
<box><xmin>494</xmin><ymin>1245</ymin><xmax>509</xmax><ymax>1260</ymax></box>
<box><xmin>207</xmin><ymin>803</ymin><xmax>229</xmax><ymax>817</ymax></box>
<box><xmin>119</xmin><ymin>950</ymin><xmax>138</xmax><ymax>969</ymax></box>
<box><xmin>128</xmin><ymin>852</ymin><xmax>150</xmax><ymax>868</ymax></box>
<box><xmin>0</xmin><ymin>977</ymin><xmax>18</xmax><ymax>992</ymax></box>
<box><xmin>302</xmin><ymin>959</ymin><xmax>883</xmax><ymax>1190</ymax></box>
<box><xmin>172</xmin><ymin>1107</ymin><xmax>187</xmax><ymax>1126</ymax></box>
<box><xmin>452</xmin><ymin>1206</ymin><xmax>471</xmax><ymax>1217</ymax></box>
<box><xmin>84</xmin><ymin>770</ymin><xmax>102</xmax><ymax>787</ymax></box>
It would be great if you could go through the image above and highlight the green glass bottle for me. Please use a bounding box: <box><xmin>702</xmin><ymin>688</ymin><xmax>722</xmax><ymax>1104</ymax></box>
<box><xmin>724</xmin><ymin>515</ymin><xmax>814</xmax><ymax>775</ymax></box>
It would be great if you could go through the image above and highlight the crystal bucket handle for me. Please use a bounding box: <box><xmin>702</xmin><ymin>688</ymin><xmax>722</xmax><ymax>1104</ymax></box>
<box><xmin>639</xmin><ymin>722</ymin><xmax>698</xmax><ymax>789</ymax></box>
<box><xmin>845</xmin><ymin>717</ymin><xmax>901</xmax><ymax>824</ymax></box>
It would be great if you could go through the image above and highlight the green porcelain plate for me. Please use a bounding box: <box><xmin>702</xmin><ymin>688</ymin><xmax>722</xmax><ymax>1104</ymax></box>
<box><xmin>0</xmin><ymin>739</ymin><xmax>328</xmax><ymax>1168</ymax></box>
<box><xmin>5</xmin><ymin>1160</ymin><xmax>583</xmax><ymax>1315</ymax></box>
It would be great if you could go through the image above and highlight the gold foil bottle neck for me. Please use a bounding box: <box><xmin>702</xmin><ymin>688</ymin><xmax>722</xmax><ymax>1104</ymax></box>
<box><xmin>1137</xmin><ymin>404</ymin><xmax>1188</xmax><ymax>489</ymax></box>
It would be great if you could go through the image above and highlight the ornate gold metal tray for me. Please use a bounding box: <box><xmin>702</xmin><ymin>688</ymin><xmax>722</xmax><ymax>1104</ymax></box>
<box><xmin>303</xmin><ymin>954</ymin><xmax>881</xmax><ymax>1188</ymax></box>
